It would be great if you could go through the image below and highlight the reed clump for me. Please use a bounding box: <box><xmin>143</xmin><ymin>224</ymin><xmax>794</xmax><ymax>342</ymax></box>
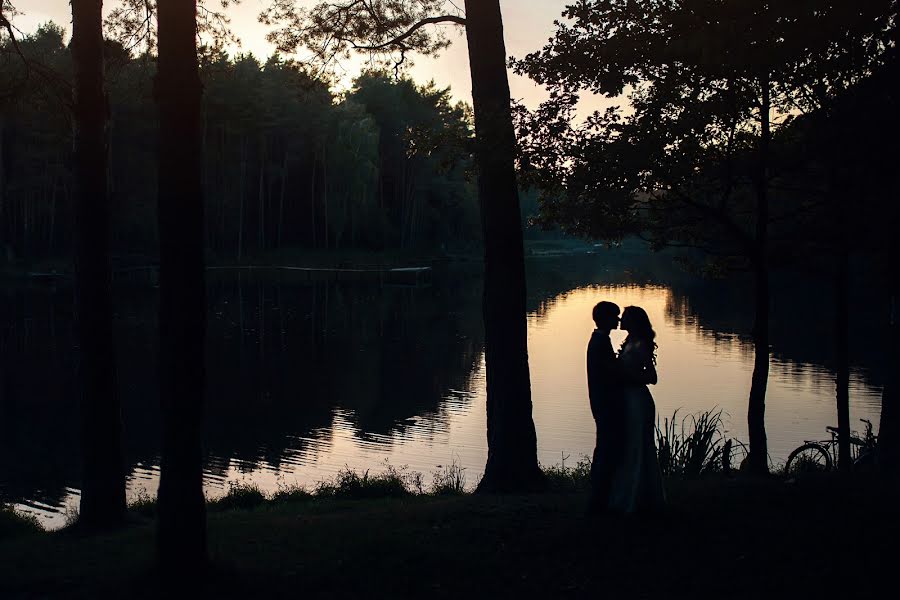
<box><xmin>655</xmin><ymin>409</ymin><xmax>735</xmax><ymax>477</ymax></box>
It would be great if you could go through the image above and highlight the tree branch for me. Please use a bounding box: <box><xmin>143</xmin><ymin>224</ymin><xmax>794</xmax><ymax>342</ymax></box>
<box><xmin>346</xmin><ymin>15</ymin><xmax>465</xmax><ymax>51</ymax></box>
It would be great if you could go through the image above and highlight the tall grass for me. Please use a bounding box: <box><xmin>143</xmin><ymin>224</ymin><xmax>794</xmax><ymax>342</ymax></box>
<box><xmin>209</xmin><ymin>481</ymin><xmax>268</xmax><ymax>512</ymax></box>
<box><xmin>542</xmin><ymin>453</ymin><xmax>592</xmax><ymax>491</ymax></box>
<box><xmin>315</xmin><ymin>465</ymin><xmax>415</xmax><ymax>500</ymax></box>
<box><xmin>431</xmin><ymin>461</ymin><xmax>468</xmax><ymax>495</ymax></box>
<box><xmin>1</xmin><ymin>503</ymin><xmax>42</xmax><ymax>538</ymax></box>
<box><xmin>656</xmin><ymin>409</ymin><xmax>734</xmax><ymax>477</ymax></box>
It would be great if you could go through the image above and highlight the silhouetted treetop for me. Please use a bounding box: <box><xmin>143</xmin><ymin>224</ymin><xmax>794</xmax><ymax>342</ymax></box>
<box><xmin>105</xmin><ymin>0</ymin><xmax>240</xmax><ymax>54</ymax></box>
<box><xmin>261</xmin><ymin>0</ymin><xmax>466</xmax><ymax>70</ymax></box>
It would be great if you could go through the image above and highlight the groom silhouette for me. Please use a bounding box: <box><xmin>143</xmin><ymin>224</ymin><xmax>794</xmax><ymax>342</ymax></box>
<box><xmin>587</xmin><ymin>301</ymin><xmax>625</xmax><ymax>513</ymax></box>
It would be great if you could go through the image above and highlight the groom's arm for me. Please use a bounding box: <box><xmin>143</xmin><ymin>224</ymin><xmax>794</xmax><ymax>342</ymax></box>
<box><xmin>614</xmin><ymin>360</ymin><xmax>656</xmax><ymax>385</ymax></box>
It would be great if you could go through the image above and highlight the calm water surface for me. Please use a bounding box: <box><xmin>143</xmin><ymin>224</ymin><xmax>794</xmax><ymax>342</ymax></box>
<box><xmin>0</xmin><ymin>253</ymin><xmax>884</xmax><ymax>527</ymax></box>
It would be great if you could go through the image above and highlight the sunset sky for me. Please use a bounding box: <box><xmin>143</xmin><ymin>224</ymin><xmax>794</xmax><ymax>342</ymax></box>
<box><xmin>13</xmin><ymin>0</ymin><xmax>613</xmax><ymax>112</ymax></box>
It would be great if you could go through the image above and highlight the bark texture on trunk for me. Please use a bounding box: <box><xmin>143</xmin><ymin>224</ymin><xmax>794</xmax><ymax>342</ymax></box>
<box><xmin>464</xmin><ymin>0</ymin><xmax>543</xmax><ymax>493</ymax></box>
<box><xmin>746</xmin><ymin>73</ymin><xmax>770</xmax><ymax>475</ymax></box>
<box><xmin>156</xmin><ymin>0</ymin><xmax>207</xmax><ymax>573</ymax></box>
<box><xmin>71</xmin><ymin>0</ymin><xmax>125</xmax><ymax>528</ymax></box>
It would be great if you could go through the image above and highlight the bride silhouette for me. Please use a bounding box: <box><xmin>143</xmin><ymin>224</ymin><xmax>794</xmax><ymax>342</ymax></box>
<box><xmin>608</xmin><ymin>306</ymin><xmax>666</xmax><ymax>514</ymax></box>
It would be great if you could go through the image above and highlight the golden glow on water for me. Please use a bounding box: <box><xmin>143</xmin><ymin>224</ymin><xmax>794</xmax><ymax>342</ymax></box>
<box><xmin>526</xmin><ymin>285</ymin><xmax>881</xmax><ymax>469</ymax></box>
<box><xmin>16</xmin><ymin>283</ymin><xmax>883</xmax><ymax>528</ymax></box>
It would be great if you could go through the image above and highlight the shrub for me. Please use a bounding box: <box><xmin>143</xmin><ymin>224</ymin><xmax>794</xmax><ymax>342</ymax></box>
<box><xmin>315</xmin><ymin>464</ymin><xmax>413</xmax><ymax>500</ymax></box>
<box><xmin>128</xmin><ymin>487</ymin><xmax>157</xmax><ymax>517</ymax></box>
<box><xmin>0</xmin><ymin>503</ymin><xmax>42</xmax><ymax>538</ymax></box>
<box><xmin>542</xmin><ymin>453</ymin><xmax>592</xmax><ymax>492</ymax></box>
<box><xmin>210</xmin><ymin>482</ymin><xmax>267</xmax><ymax>512</ymax></box>
<box><xmin>270</xmin><ymin>483</ymin><xmax>314</xmax><ymax>505</ymax></box>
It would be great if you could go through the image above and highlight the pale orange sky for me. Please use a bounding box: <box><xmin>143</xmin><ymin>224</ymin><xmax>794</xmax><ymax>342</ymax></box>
<box><xmin>13</xmin><ymin>0</ymin><xmax>616</xmax><ymax>112</ymax></box>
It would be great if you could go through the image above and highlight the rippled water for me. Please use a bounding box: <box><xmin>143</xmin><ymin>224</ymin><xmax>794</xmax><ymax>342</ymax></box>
<box><xmin>0</xmin><ymin>252</ymin><xmax>885</xmax><ymax>527</ymax></box>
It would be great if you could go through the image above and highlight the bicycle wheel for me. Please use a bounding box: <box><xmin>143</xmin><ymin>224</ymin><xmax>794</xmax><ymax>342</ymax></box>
<box><xmin>785</xmin><ymin>443</ymin><xmax>832</xmax><ymax>475</ymax></box>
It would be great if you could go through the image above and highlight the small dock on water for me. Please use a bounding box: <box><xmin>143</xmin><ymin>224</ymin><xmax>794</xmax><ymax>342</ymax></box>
<box><xmin>25</xmin><ymin>264</ymin><xmax>433</xmax><ymax>287</ymax></box>
<box><xmin>208</xmin><ymin>265</ymin><xmax>433</xmax><ymax>286</ymax></box>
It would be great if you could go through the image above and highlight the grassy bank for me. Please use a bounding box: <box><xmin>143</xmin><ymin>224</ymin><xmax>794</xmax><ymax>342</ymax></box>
<box><xmin>1</xmin><ymin>473</ymin><xmax>895</xmax><ymax>599</ymax></box>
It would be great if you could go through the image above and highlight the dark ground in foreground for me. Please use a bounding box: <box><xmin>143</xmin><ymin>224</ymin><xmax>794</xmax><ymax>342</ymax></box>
<box><xmin>1</xmin><ymin>475</ymin><xmax>896</xmax><ymax>599</ymax></box>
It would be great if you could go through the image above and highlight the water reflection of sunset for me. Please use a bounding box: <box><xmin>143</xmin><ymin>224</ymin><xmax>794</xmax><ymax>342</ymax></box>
<box><xmin>10</xmin><ymin>275</ymin><xmax>884</xmax><ymax>529</ymax></box>
<box><xmin>527</xmin><ymin>285</ymin><xmax>882</xmax><ymax>471</ymax></box>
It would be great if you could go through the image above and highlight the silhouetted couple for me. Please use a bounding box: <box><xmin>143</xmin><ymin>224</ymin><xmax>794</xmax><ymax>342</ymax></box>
<box><xmin>587</xmin><ymin>302</ymin><xmax>665</xmax><ymax>514</ymax></box>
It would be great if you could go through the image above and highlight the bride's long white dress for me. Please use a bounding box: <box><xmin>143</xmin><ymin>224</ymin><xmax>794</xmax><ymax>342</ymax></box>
<box><xmin>608</xmin><ymin>338</ymin><xmax>666</xmax><ymax>513</ymax></box>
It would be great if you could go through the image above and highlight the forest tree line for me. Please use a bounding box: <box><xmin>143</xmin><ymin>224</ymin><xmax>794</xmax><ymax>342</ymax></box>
<box><xmin>0</xmin><ymin>24</ymin><xmax>490</xmax><ymax>263</ymax></box>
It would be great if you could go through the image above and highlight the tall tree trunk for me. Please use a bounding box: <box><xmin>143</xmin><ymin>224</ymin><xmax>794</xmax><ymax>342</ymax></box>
<box><xmin>310</xmin><ymin>148</ymin><xmax>317</xmax><ymax>249</ymax></box>
<box><xmin>464</xmin><ymin>0</ymin><xmax>543</xmax><ymax>493</ymax></box>
<box><xmin>879</xmin><ymin>176</ymin><xmax>899</xmax><ymax>472</ymax></box>
<box><xmin>258</xmin><ymin>138</ymin><xmax>266</xmax><ymax>251</ymax></box>
<box><xmin>219</xmin><ymin>125</ymin><xmax>227</xmax><ymax>255</ymax></box>
<box><xmin>746</xmin><ymin>72</ymin><xmax>771</xmax><ymax>475</ymax></box>
<box><xmin>278</xmin><ymin>153</ymin><xmax>288</xmax><ymax>248</ymax></box>
<box><xmin>828</xmin><ymin>171</ymin><xmax>852</xmax><ymax>472</ymax></box>
<box><xmin>1</xmin><ymin>115</ymin><xmax>7</xmax><ymax>256</ymax></box>
<box><xmin>71</xmin><ymin>0</ymin><xmax>125</xmax><ymax>529</ymax></box>
<box><xmin>877</xmin><ymin>29</ymin><xmax>900</xmax><ymax>475</ymax></box>
<box><xmin>156</xmin><ymin>0</ymin><xmax>207</xmax><ymax>575</ymax></box>
<box><xmin>880</xmin><ymin>226</ymin><xmax>899</xmax><ymax>472</ymax></box>
<box><xmin>835</xmin><ymin>240</ymin><xmax>851</xmax><ymax>471</ymax></box>
<box><xmin>49</xmin><ymin>175</ymin><xmax>57</xmax><ymax>254</ymax></box>
<box><xmin>238</xmin><ymin>138</ymin><xmax>246</xmax><ymax>261</ymax></box>
<box><xmin>322</xmin><ymin>144</ymin><xmax>328</xmax><ymax>250</ymax></box>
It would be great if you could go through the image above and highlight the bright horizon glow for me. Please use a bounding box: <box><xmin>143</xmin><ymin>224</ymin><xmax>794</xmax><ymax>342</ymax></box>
<box><xmin>11</xmin><ymin>0</ymin><xmax>618</xmax><ymax>113</ymax></box>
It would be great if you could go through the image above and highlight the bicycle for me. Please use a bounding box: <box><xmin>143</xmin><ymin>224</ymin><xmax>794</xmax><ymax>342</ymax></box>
<box><xmin>785</xmin><ymin>419</ymin><xmax>878</xmax><ymax>474</ymax></box>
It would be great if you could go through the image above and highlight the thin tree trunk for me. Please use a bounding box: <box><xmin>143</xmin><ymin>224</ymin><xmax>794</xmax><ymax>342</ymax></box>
<box><xmin>238</xmin><ymin>138</ymin><xmax>246</xmax><ymax>261</ymax></box>
<box><xmin>219</xmin><ymin>125</ymin><xmax>227</xmax><ymax>255</ymax></box>
<box><xmin>835</xmin><ymin>241</ymin><xmax>851</xmax><ymax>471</ymax></box>
<box><xmin>258</xmin><ymin>138</ymin><xmax>266</xmax><ymax>251</ymax></box>
<box><xmin>879</xmin><ymin>178</ymin><xmax>899</xmax><ymax>472</ymax></box>
<box><xmin>746</xmin><ymin>72</ymin><xmax>771</xmax><ymax>475</ymax></box>
<box><xmin>310</xmin><ymin>148</ymin><xmax>317</xmax><ymax>249</ymax></box>
<box><xmin>322</xmin><ymin>144</ymin><xmax>328</xmax><ymax>250</ymax></box>
<box><xmin>877</xmin><ymin>28</ymin><xmax>900</xmax><ymax>475</ymax></box>
<box><xmin>278</xmin><ymin>153</ymin><xmax>288</xmax><ymax>248</ymax></box>
<box><xmin>156</xmin><ymin>0</ymin><xmax>207</xmax><ymax>574</ymax></box>
<box><xmin>71</xmin><ymin>0</ymin><xmax>125</xmax><ymax>529</ymax></box>
<box><xmin>48</xmin><ymin>175</ymin><xmax>57</xmax><ymax>254</ymax></box>
<box><xmin>0</xmin><ymin>115</ymin><xmax>6</xmax><ymax>255</ymax></box>
<box><xmin>464</xmin><ymin>0</ymin><xmax>543</xmax><ymax>493</ymax></box>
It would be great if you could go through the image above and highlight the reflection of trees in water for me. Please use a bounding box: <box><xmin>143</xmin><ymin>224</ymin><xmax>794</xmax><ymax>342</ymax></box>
<box><xmin>521</xmin><ymin>252</ymin><xmax>885</xmax><ymax>390</ymax></box>
<box><xmin>0</xmin><ymin>269</ymin><xmax>485</xmax><ymax>509</ymax></box>
<box><xmin>205</xmin><ymin>269</ymin><xmax>484</xmax><ymax>456</ymax></box>
<box><xmin>662</xmin><ymin>270</ymin><xmax>886</xmax><ymax>390</ymax></box>
<box><xmin>0</xmin><ymin>286</ymin><xmax>80</xmax><ymax>509</ymax></box>
<box><xmin>3</xmin><ymin>253</ymin><xmax>884</xmax><ymax>509</ymax></box>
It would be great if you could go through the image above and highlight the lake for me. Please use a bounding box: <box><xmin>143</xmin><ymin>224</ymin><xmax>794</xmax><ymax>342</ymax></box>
<box><xmin>0</xmin><ymin>250</ymin><xmax>885</xmax><ymax>528</ymax></box>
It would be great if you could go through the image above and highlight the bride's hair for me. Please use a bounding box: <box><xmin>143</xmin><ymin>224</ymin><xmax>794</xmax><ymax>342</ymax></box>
<box><xmin>622</xmin><ymin>306</ymin><xmax>658</xmax><ymax>364</ymax></box>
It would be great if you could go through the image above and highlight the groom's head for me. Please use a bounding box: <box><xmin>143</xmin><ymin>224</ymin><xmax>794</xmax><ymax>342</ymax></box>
<box><xmin>592</xmin><ymin>301</ymin><xmax>621</xmax><ymax>332</ymax></box>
